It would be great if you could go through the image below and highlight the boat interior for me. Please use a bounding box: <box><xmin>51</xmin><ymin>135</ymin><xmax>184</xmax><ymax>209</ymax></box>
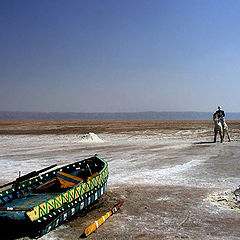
<box><xmin>0</xmin><ymin>156</ymin><xmax>105</xmax><ymax>220</ymax></box>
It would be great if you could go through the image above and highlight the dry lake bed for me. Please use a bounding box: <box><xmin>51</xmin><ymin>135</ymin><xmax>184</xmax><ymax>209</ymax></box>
<box><xmin>1</xmin><ymin>120</ymin><xmax>240</xmax><ymax>239</ymax></box>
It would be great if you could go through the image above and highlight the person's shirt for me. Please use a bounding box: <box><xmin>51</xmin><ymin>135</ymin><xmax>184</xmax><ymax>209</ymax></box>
<box><xmin>216</xmin><ymin>110</ymin><xmax>225</xmax><ymax>119</ymax></box>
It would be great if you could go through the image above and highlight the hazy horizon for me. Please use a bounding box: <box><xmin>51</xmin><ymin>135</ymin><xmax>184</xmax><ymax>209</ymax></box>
<box><xmin>1</xmin><ymin>1</ymin><xmax>240</xmax><ymax>113</ymax></box>
<box><xmin>1</xmin><ymin>110</ymin><xmax>240</xmax><ymax>120</ymax></box>
<box><xmin>1</xmin><ymin>110</ymin><xmax>240</xmax><ymax>113</ymax></box>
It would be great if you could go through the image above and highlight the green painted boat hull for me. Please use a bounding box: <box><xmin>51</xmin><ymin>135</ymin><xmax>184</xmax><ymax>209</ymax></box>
<box><xmin>0</xmin><ymin>154</ymin><xmax>108</xmax><ymax>239</ymax></box>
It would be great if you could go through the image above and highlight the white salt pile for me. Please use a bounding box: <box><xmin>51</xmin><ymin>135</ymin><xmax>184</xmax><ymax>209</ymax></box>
<box><xmin>80</xmin><ymin>132</ymin><xmax>104</xmax><ymax>143</ymax></box>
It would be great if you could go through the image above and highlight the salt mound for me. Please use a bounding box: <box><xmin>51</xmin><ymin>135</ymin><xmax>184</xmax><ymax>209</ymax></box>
<box><xmin>80</xmin><ymin>132</ymin><xmax>104</xmax><ymax>143</ymax></box>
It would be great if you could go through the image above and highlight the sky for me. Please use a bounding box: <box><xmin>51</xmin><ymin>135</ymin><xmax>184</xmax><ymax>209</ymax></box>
<box><xmin>0</xmin><ymin>0</ymin><xmax>240</xmax><ymax>113</ymax></box>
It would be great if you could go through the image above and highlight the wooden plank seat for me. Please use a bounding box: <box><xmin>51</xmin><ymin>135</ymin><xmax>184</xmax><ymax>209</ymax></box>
<box><xmin>56</xmin><ymin>171</ymin><xmax>84</xmax><ymax>189</ymax></box>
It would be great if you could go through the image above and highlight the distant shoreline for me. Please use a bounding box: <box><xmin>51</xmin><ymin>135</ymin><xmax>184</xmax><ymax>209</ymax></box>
<box><xmin>1</xmin><ymin>111</ymin><xmax>240</xmax><ymax>121</ymax></box>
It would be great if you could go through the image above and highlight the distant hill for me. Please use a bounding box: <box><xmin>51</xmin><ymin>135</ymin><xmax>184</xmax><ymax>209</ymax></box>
<box><xmin>1</xmin><ymin>111</ymin><xmax>240</xmax><ymax>120</ymax></box>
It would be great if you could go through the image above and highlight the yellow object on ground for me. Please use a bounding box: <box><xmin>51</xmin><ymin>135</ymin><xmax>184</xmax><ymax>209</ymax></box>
<box><xmin>85</xmin><ymin>210</ymin><xmax>112</xmax><ymax>236</ymax></box>
<box><xmin>81</xmin><ymin>201</ymin><xmax>124</xmax><ymax>238</ymax></box>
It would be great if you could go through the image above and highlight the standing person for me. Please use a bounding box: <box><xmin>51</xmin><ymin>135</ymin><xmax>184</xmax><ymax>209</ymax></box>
<box><xmin>214</xmin><ymin>106</ymin><xmax>231</xmax><ymax>142</ymax></box>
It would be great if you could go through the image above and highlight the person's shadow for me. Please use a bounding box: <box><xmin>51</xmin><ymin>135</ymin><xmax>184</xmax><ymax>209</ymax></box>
<box><xmin>193</xmin><ymin>141</ymin><xmax>215</xmax><ymax>145</ymax></box>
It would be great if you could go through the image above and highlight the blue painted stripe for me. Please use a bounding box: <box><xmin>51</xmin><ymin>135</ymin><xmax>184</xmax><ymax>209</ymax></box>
<box><xmin>56</xmin><ymin>173</ymin><xmax>80</xmax><ymax>184</ymax></box>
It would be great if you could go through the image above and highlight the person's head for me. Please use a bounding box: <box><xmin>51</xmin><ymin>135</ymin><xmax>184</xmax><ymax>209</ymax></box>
<box><xmin>218</xmin><ymin>106</ymin><xmax>222</xmax><ymax>110</ymax></box>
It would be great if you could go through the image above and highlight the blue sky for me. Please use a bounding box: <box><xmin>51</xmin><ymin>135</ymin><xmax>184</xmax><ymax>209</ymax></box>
<box><xmin>0</xmin><ymin>0</ymin><xmax>239</xmax><ymax>112</ymax></box>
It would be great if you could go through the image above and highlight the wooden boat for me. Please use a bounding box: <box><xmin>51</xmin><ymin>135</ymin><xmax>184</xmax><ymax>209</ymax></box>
<box><xmin>0</xmin><ymin>154</ymin><xmax>108</xmax><ymax>239</ymax></box>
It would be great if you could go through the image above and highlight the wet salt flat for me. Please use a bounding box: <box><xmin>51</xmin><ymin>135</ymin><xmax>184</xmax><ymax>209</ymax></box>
<box><xmin>1</xmin><ymin>129</ymin><xmax>240</xmax><ymax>189</ymax></box>
<box><xmin>0</xmin><ymin>131</ymin><xmax>200</xmax><ymax>186</ymax></box>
